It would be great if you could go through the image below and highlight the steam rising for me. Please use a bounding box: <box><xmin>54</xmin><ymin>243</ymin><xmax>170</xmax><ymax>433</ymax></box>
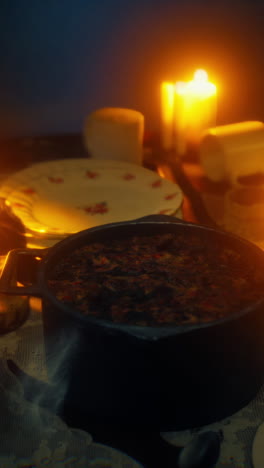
<box><xmin>11</xmin><ymin>327</ymin><xmax>80</xmax><ymax>419</ymax></box>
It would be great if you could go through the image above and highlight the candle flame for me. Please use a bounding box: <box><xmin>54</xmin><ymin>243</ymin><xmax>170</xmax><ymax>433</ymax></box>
<box><xmin>193</xmin><ymin>69</ymin><xmax>208</xmax><ymax>82</ymax></box>
<box><xmin>175</xmin><ymin>69</ymin><xmax>216</xmax><ymax>99</ymax></box>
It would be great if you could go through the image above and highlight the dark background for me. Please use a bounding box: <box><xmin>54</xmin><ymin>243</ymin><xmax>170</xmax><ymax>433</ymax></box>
<box><xmin>1</xmin><ymin>0</ymin><xmax>264</xmax><ymax>138</ymax></box>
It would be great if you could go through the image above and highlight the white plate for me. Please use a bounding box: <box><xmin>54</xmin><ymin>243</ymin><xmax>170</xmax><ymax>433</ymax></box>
<box><xmin>0</xmin><ymin>158</ymin><xmax>183</xmax><ymax>240</ymax></box>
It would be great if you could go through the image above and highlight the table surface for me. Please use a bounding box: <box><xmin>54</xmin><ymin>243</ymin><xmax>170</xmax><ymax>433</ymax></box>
<box><xmin>0</xmin><ymin>134</ymin><xmax>262</xmax><ymax>468</ymax></box>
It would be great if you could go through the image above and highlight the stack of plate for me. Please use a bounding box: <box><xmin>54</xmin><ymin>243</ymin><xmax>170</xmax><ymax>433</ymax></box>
<box><xmin>0</xmin><ymin>159</ymin><xmax>183</xmax><ymax>248</ymax></box>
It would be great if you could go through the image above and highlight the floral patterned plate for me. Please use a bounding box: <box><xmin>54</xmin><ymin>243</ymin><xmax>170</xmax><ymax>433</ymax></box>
<box><xmin>0</xmin><ymin>158</ymin><xmax>183</xmax><ymax>240</ymax></box>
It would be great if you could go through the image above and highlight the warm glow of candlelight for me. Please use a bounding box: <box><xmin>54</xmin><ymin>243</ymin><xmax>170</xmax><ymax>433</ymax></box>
<box><xmin>175</xmin><ymin>81</ymin><xmax>186</xmax><ymax>95</ymax></box>
<box><xmin>157</xmin><ymin>166</ymin><xmax>166</xmax><ymax>179</ymax></box>
<box><xmin>161</xmin><ymin>82</ymin><xmax>175</xmax><ymax>150</ymax></box>
<box><xmin>160</xmin><ymin>69</ymin><xmax>217</xmax><ymax>154</ymax></box>
<box><xmin>174</xmin><ymin>69</ymin><xmax>217</xmax><ymax>154</ymax></box>
<box><xmin>161</xmin><ymin>82</ymin><xmax>175</xmax><ymax>120</ymax></box>
<box><xmin>157</xmin><ymin>164</ymin><xmax>175</xmax><ymax>182</ymax></box>
<box><xmin>178</xmin><ymin>69</ymin><xmax>216</xmax><ymax>99</ymax></box>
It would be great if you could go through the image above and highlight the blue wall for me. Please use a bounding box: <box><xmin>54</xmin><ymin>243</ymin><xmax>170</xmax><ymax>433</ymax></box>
<box><xmin>0</xmin><ymin>0</ymin><xmax>264</xmax><ymax>137</ymax></box>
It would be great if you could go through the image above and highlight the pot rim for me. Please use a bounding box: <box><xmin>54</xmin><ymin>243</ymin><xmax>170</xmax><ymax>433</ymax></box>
<box><xmin>38</xmin><ymin>216</ymin><xmax>264</xmax><ymax>340</ymax></box>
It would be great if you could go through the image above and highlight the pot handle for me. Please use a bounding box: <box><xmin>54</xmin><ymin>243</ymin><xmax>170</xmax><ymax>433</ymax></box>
<box><xmin>0</xmin><ymin>248</ymin><xmax>46</xmax><ymax>296</ymax></box>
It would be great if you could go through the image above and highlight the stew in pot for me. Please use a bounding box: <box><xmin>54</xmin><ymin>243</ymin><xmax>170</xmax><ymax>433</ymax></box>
<box><xmin>48</xmin><ymin>233</ymin><xmax>264</xmax><ymax>326</ymax></box>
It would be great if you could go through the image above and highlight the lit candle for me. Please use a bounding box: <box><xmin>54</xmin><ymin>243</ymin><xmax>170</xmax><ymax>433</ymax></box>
<box><xmin>174</xmin><ymin>69</ymin><xmax>217</xmax><ymax>155</ymax></box>
<box><xmin>160</xmin><ymin>82</ymin><xmax>175</xmax><ymax>151</ymax></box>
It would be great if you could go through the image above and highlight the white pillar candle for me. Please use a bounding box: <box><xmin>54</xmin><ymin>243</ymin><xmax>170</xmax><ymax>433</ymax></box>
<box><xmin>199</xmin><ymin>121</ymin><xmax>264</xmax><ymax>183</ymax></box>
<box><xmin>83</xmin><ymin>107</ymin><xmax>144</xmax><ymax>165</ymax></box>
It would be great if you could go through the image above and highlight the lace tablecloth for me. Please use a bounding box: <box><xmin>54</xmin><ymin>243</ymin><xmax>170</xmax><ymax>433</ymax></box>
<box><xmin>0</xmin><ymin>135</ymin><xmax>263</xmax><ymax>467</ymax></box>
<box><xmin>0</xmin><ymin>296</ymin><xmax>262</xmax><ymax>467</ymax></box>
<box><xmin>0</xmin><ymin>297</ymin><xmax>145</xmax><ymax>468</ymax></box>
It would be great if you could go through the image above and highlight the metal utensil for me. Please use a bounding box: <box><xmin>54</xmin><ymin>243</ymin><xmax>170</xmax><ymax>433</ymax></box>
<box><xmin>178</xmin><ymin>430</ymin><xmax>221</xmax><ymax>468</ymax></box>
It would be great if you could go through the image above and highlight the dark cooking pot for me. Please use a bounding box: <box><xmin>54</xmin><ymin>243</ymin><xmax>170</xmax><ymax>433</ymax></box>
<box><xmin>1</xmin><ymin>214</ymin><xmax>264</xmax><ymax>431</ymax></box>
